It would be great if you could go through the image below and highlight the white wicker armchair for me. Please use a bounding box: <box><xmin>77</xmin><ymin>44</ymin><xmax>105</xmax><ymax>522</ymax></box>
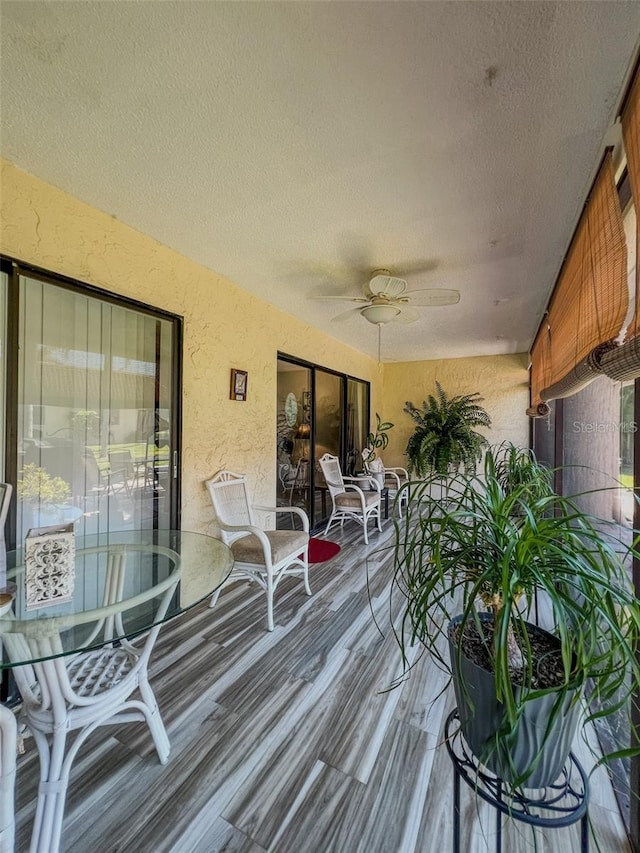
<box><xmin>0</xmin><ymin>704</ymin><xmax>16</xmax><ymax>853</ymax></box>
<box><xmin>318</xmin><ymin>454</ymin><xmax>382</xmax><ymax>544</ymax></box>
<box><xmin>205</xmin><ymin>470</ymin><xmax>310</xmax><ymax>631</ymax></box>
<box><xmin>362</xmin><ymin>457</ymin><xmax>410</xmax><ymax>518</ymax></box>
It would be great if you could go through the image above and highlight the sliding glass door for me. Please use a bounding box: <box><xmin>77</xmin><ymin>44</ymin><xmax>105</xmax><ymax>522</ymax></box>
<box><xmin>276</xmin><ymin>354</ymin><xmax>369</xmax><ymax>530</ymax></box>
<box><xmin>3</xmin><ymin>264</ymin><xmax>181</xmax><ymax>547</ymax></box>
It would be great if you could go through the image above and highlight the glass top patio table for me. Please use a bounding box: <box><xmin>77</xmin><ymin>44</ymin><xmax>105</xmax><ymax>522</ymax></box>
<box><xmin>0</xmin><ymin>529</ymin><xmax>233</xmax><ymax>669</ymax></box>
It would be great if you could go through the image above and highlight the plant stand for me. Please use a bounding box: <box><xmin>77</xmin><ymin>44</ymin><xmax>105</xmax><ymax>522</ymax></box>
<box><xmin>444</xmin><ymin>709</ymin><xmax>589</xmax><ymax>853</ymax></box>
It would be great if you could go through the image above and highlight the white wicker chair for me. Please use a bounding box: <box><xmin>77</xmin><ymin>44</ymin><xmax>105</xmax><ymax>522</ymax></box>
<box><xmin>363</xmin><ymin>459</ymin><xmax>410</xmax><ymax>518</ymax></box>
<box><xmin>318</xmin><ymin>454</ymin><xmax>382</xmax><ymax>544</ymax></box>
<box><xmin>3</xmin><ymin>542</ymin><xmax>181</xmax><ymax>853</ymax></box>
<box><xmin>384</xmin><ymin>467</ymin><xmax>410</xmax><ymax>517</ymax></box>
<box><xmin>0</xmin><ymin>704</ymin><xmax>16</xmax><ymax>853</ymax></box>
<box><xmin>205</xmin><ymin>470</ymin><xmax>310</xmax><ymax>631</ymax></box>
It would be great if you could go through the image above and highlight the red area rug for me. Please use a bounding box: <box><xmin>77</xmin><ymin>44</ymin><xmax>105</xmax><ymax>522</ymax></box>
<box><xmin>307</xmin><ymin>537</ymin><xmax>341</xmax><ymax>563</ymax></box>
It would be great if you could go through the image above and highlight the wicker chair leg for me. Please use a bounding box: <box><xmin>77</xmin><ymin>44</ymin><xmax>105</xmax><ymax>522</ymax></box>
<box><xmin>30</xmin><ymin>726</ymin><xmax>68</xmax><ymax>853</ymax></box>
<box><xmin>303</xmin><ymin>554</ymin><xmax>311</xmax><ymax>596</ymax></box>
<box><xmin>0</xmin><ymin>705</ymin><xmax>16</xmax><ymax>853</ymax></box>
<box><xmin>266</xmin><ymin>577</ymin><xmax>275</xmax><ymax>631</ymax></box>
<box><xmin>138</xmin><ymin>678</ymin><xmax>171</xmax><ymax>764</ymax></box>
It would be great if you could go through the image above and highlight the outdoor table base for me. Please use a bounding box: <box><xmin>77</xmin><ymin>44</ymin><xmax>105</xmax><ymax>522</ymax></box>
<box><xmin>444</xmin><ymin>709</ymin><xmax>589</xmax><ymax>853</ymax></box>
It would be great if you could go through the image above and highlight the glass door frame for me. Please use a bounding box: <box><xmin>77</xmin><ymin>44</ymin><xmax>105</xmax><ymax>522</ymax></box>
<box><xmin>0</xmin><ymin>256</ymin><xmax>183</xmax><ymax>549</ymax></box>
<box><xmin>277</xmin><ymin>352</ymin><xmax>370</xmax><ymax>530</ymax></box>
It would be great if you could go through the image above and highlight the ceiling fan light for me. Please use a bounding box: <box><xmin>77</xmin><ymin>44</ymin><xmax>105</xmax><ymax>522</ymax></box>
<box><xmin>361</xmin><ymin>304</ymin><xmax>401</xmax><ymax>325</ymax></box>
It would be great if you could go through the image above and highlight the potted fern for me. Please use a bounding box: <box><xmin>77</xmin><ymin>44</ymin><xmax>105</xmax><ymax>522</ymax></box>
<box><xmin>393</xmin><ymin>443</ymin><xmax>640</xmax><ymax>788</ymax></box>
<box><xmin>404</xmin><ymin>382</ymin><xmax>491</xmax><ymax>477</ymax></box>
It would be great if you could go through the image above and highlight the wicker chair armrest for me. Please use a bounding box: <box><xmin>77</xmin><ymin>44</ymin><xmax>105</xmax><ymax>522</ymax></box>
<box><xmin>384</xmin><ymin>467</ymin><xmax>409</xmax><ymax>477</ymax></box>
<box><xmin>344</xmin><ymin>475</ymin><xmax>380</xmax><ymax>492</ymax></box>
<box><xmin>382</xmin><ymin>470</ymin><xmax>401</xmax><ymax>488</ymax></box>
<box><xmin>254</xmin><ymin>504</ymin><xmax>309</xmax><ymax>532</ymax></box>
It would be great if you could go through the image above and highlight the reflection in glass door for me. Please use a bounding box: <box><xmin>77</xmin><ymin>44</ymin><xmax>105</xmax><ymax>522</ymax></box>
<box><xmin>13</xmin><ymin>272</ymin><xmax>179</xmax><ymax>544</ymax></box>
<box><xmin>276</xmin><ymin>360</ymin><xmax>312</xmax><ymax>523</ymax></box>
<box><xmin>346</xmin><ymin>378</ymin><xmax>368</xmax><ymax>476</ymax></box>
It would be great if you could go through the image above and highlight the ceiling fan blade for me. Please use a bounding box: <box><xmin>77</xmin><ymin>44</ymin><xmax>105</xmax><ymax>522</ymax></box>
<box><xmin>310</xmin><ymin>295</ymin><xmax>369</xmax><ymax>303</ymax></box>
<box><xmin>403</xmin><ymin>288</ymin><xmax>460</xmax><ymax>307</ymax></box>
<box><xmin>332</xmin><ymin>306</ymin><xmax>365</xmax><ymax>323</ymax></box>
<box><xmin>393</xmin><ymin>306</ymin><xmax>420</xmax><ymax>324</ymax></box>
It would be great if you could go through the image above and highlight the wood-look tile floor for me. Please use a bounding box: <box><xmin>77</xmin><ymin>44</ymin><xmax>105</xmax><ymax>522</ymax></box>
<box><xmin>14</xmin><ymin>519</ymin><xmax>631</xmax><ymax>852</ymax></box>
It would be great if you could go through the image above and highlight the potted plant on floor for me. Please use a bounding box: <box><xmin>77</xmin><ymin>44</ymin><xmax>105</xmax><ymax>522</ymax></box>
<box><xmin>403</xmin><ymin>382</ymin><xmax>491</xmax><ymax>477</ymax></box>
<box><xmin>392</xmin><ymin>443</ymin><xmax>640</xmax><ymax>788</ymax></box>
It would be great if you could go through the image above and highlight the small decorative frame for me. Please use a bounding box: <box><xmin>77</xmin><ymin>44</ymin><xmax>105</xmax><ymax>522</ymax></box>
<box><xmin>230</xmin><ymin>369</ymin><xmax>248</xmax><ymax>401</ymax></box>
<box><xmin>25</xmin><ymin>523</ymin><xmax>75</xmax><ymax>610</ymax></box>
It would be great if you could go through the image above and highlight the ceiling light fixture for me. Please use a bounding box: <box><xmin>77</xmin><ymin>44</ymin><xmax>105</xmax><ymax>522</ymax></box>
<box><xmin>360</xmin><ymin>304</ymin><xmax>401</xmax><ymax>325</ymax></box>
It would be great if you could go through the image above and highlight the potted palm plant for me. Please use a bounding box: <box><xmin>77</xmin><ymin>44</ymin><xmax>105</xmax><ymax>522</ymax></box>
<box><xmin>404</xmin><ymin>382</ymin><xmax>491</xmax><ymax>477</ymax></box>
<box><xmin>393</xmin><ymin>443</ymin><xmax>640</xmax><ymax>788</ymax></box>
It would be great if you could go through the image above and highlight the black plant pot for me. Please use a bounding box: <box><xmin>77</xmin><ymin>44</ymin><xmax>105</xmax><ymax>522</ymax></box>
<box><xmin>448</xmin><ymin>613</ymin><xmax>582</xmax><ymax>788</ymax></box>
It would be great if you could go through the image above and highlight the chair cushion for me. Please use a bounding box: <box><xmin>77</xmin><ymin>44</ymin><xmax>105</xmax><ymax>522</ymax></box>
<box><xmin>232</xmin><ymin>530</ymin><xmax>309</xmax><ymax>565</ymax></box>
<box><xmin>335</xmin><ymin>491</ymin><xmax>380</xmax><ymax>509</ymax></box>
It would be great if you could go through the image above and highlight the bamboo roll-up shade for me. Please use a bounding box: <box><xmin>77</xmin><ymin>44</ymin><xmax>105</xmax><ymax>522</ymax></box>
<box><xmin>529</xmin><ymin>319</ymin><xmax>551</xmax><ymax>410</ymax></box>
<box><xmin>600</xmin><ymin>334</ymin><xmax>640</xmax><ymax>381</ymax></box>
<box><xmin>622</xmin><ymin>66</ymin><xmax>640</xmax><ymax>340</ymax></box>
<box><xmin>538</xmin><ymin>153</ymin><xmax>627</xmax><ymax>401</ymax></box>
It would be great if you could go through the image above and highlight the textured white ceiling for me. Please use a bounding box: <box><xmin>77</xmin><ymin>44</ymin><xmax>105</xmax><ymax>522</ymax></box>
<box><xmin>1</xmin><ymin>1</ymin><xmax>639</xmax><ymax>362</ymax></box>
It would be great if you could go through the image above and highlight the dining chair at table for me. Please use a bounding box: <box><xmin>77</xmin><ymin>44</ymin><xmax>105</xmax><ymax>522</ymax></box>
<box><xmin>2</xmin><ymin>542</ymin><xmax>181</xmax><ymax>853</ymax></box>
<box><xmin>318</xmin><ymin>454</ymin><xmax>382</xmax><ymax>545</ymax></box>
<box><xmin>0</xmin><ymin>699</ymin><xmax>16</xmax><ymax>853</ymax></box>
<box><xmin>205</xmin><ymin>470</ymin><xmax>310</xmax><ymax>631</ymax></box>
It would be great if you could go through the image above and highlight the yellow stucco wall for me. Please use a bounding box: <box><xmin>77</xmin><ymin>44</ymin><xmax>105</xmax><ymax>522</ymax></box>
<box><xmin>382</xmin><ymin>354</ymin><xmax>530</xmax><ymax>469</ymax></box>
<box><xmin>1</xmin><ymin>160</ymin><xmax>529</xmax><ymax>530</ymax></box>
<box><xmin>1</xmin><ymin>160</ymin><xmax>381</xmax><ymax>531</ymax></box>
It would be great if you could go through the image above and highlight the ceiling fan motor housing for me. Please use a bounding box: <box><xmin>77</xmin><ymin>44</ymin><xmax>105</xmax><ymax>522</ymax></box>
<box><xmin>368</xmin><ymin>272</ymin><xmax>408</xmax><ymax>298</ymax></box>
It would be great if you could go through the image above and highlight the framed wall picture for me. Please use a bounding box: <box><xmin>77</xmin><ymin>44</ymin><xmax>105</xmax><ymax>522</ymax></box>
<box><xmin>230</xmin><ymin>369</ymin><xmax>248</xmax><ymax>401</ymax></box>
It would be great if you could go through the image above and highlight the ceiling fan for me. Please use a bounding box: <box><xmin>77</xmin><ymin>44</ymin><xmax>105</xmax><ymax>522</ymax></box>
<box><xmin>312</xmin><ymin>270</ymin><xmax>460</xmax><ymax>326</ymax></box>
